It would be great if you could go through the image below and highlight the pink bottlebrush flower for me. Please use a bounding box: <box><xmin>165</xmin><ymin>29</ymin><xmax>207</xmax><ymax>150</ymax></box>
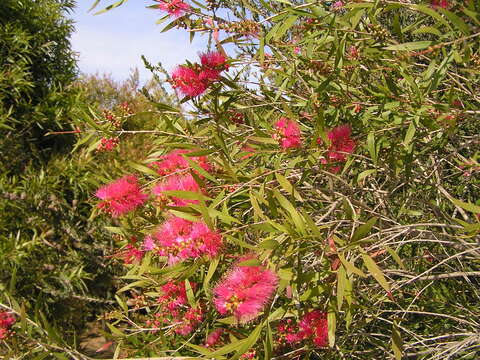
<box><xmin>213</xmin><ymin>261</ymin><xmax>278</xmax><ymax>323</ymax></box>
<box><xmin>298</xmin><ymin>310</ymin><xmax>328</xmax><ymax>347</ymax></box>
<box><xmin>152</xmin><ymin>173</ymin><xmax>205</xmax><ymax>206</ymax></box>
<box><xmin>332</xmin><ymin>1</ymin><xmax>344</xmax><ymax>10</ymax></box>
<box><xmin>150</xmin><ymin>149</ymin><xmax>212</xmax><ymax>177</ymax></box>
<box><xmin>157</xmin><ymin>0</ymin><xmax>190</xmax><ymax>17</ymax></box>
<box><xmin>95</xmin><ymin>175</ymin><xmax>147</xmax><ymax>217</ymax></box>
<box><xmin>431</xmin><ymin>0</ymin><xmax>448</xmax><ymax>9</ymax></box>
<box><xmin>171</xmin><ymin>65</ymin><xmax>208</xmax><ymax>97</ymax></box>
<box><xmin>152</xmin><ymin>217</ymin><xmax>222</xmax><ymax>264</ymax></box>
<box><xmin>294</xmin><ymin>46</ymin><xmax>301</xmax><ymax>54</ymax></box>
<box><xmin>273</xmin><ymin>117</ymin><xmax>302</xmax><ymax>150</ymax></box>
<box><xmin>205</xmin><ymin>328</ymin><xmax>225</xmax><ymax>347</ymax></box>
<box><xmin>143</xmin><ymin>235</ymin><xmax>156</xmax><ymax>251</ymax></box>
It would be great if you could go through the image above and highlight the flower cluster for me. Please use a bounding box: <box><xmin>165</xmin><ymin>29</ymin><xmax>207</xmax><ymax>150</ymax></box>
<box><xmin>273</xmin><ymin>117</ymin><xmax>302</xmax><ymax>150</ymax></box>
<box><xmin>149</xmin><ymin>281</ymin><xmax>203</xmax><ymax>336</ymax></box>
<box><xmin>150</xmin><ymin>149</ymin><xmax>212</xmax><ymax>177</ymax></box>
<box><xmin>277</xmin><ymin>310</ymin><xmax>328</xmax><ymax>347</ymax></box>
<box><xmin>0</xmin><ymin>311</ymin><xmax>15</xmax><ymax>340</ymax></box>
<box><xmin>431</xmin><ymin>0</ymin><xmax>448</xmax><ymax>9</ymax></box>
<box><xmin>156</xmin><ymin>0</ymin><xmax>190</xmax><ymax>17</ymax></box>
<box><xmin>95</xmin><ymin>175</ymin><xmax>148</xmax><ymax>217</ymax></box>
<box><xmin>317</xmin><ymin>124</ymin><xmax>356</xmax><ymax>172</ymax></box>
<box><xmin>97</xmin><ymin>137</ymin><xmax>119</xmax><ymax>152</ymax></box>
<box><xmin>148</xmin><ymin>216</ymin><xmax>222</xmax><ymax>265</ymax></box>
<box><xmin>213</xmin><ymin>257</ymin><xmax>278</xmax><ymax>323</ymax></box>
<box><xmin>171</xmin><ymin>51</ymin><xmax>228</xmax><ymax>97</ymax></box>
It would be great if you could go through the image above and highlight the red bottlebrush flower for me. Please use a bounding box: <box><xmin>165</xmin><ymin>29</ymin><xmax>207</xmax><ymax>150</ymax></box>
<box><xmin>317</xmin><ymin>125</ymin><xmax>356</xmax><ymax>168</ymax></box>
<box><xmin>157</xmin><ymin>0</ymin><xmax>190</xmax><ymax>17</ymax></box>
<box><xmin>95</xmin><ymin>175</ymin><xmax>147</xmax><ymax>217</ymax></box>
<box><xmin>0</xmin><ymin>311</ymin><xmax>15</xmax><ymax>340</ymax></box>
<box><xmin>158</xmin><ymin>280</ymin><xmax>189</xmax><ymax>310</ymax></box>
<box><xmin>298</xmin><ymin>310</ymin><xmax>328</xmax><ymax>347</ymax></box>
<box><xmin>326</xmin><ymin>124</ymin><xmax>356</xmax><ymax>162</ymax></box>
<box><xmin>152</xmin><ymin>216</ymin><xmax>222</xmax><ymax>264</ymax></box>
<box><xmin>198</xmin><ymin>51</ymin><xmax>228</xmax><ymax>82</ymax></box>
<box><xmin>152</xmin><ymin>173</ymin><xmax>205</xmax><ymax>206</ymax></box>
<box><xmin>198</xmin><ymin>68</ymin><xmax>222</xmax><ymax>83</ymax></box>
<box><xmin>213</xmin><ymin>260</ymin><xmax>278</xmax><ymax>323</ymax></box>
<box><xmin>97</xmin><ymin>137</ymin><xmax>119</xmax><ymax>152</ymax></box>
<box><xmin>273</xmin><ymin>117</ymin><xmax>302</xmax><ymax>150</ymax></box>
<box><xmin>347</xmin><ymin>45</ymin><xmax>360</xmax><ymax>60</ymax></box>
<box><xmin>115</xmin><ymin>243</ymin><xmax>144</xmax><ymax>264</ymax></box>
<box><xmin>175</xmin><ymin>306</ymin><xmax>203</xmax><ymax>335</ymax></box>
<box><xmin>171</xmin><ymin>65</ymin><xmax>208</xmax><ymax>97</ymax></box>
<box><xmin>240</xmin><ymin>349</ymin><xmax>257</xmax><ymax>360</ymax></box>
<box><xmin>200</xmin><ymin>51</ymin><xmax>228</xmax><ymax>71</ymax></box>
<box><xmin>431</xmin><ymin>0</ymin><xmax>448</xmax><ymax>9</ymax></box>
<box><xmin>205</xmin><ymin>328</ymin><xmax>225</xmax><ymax>347</ymax></box>
<box><xmin>150</xmin><ymin>149</ymin><xmax>212</xmax><ymax>177</ymax></box>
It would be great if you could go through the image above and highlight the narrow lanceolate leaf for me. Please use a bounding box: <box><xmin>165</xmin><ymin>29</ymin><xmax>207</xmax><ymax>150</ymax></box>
<box><xmin>338</xmin><ymin>252</ymin><xmax>366</xmax><ymax>278</ymax></box>
<box><xmin>450</xmin><ymin>198</ymin><xmax>480</xmax><ymax>214</ymax></box>
<box><xmin>327</xmin><ymin>301</ymin><xmax>336</xmax><ymax>348</ymax></box>
<box><xmin>337</xmin><ymin>265</ymin><xmax>347</xmax><ymax>311</ymax></box>
<box><xmin>361</xmin><ymin>251</ymin><xmax>391</xmax><ymax>293</ymax></box>
<box><xmin>391</xmin><ymin>323</ymin><xmax>403</xmax><ymax>360</ymax></box>
<box><xmin>203</xmin><ymin>257</ymin><xmax>219</xmax><ymax>295</ymax></box>
<box><xmin>351</xmin><ymin>217</ymin><xmax>378</xmax><ymax>242</ymax></box>
<box><xmin>385</xmin><ymin>41</ymin><xmax>433</xmax><ymax>51</ymax></box>
<box><xmin>233</xmin><ymin>322</ymin><xmax>264</xmax><ymax>360</ymax></box>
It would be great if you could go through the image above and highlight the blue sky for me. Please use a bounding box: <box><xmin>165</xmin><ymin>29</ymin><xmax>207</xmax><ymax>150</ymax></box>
<box><xmin>70</xmin><ymin>1</ymin><xmax>208</xmax><ymax>83</ymax></box>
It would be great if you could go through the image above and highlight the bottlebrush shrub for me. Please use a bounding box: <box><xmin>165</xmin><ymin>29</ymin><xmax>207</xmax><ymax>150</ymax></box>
<box><xmin>86</xmin><ymin>1</ymin><xmax>480</xmax><ymax>359</ymax></box>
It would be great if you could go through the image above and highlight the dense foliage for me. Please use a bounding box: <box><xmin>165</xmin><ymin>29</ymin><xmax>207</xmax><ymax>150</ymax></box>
<box><xmin>2</xmin><ymin>0</ymin><xmax>480</xmax><ymax>359</ymax></box>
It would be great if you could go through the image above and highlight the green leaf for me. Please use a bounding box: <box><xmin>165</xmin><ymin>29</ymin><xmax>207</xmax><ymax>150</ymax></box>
<box><xmin>107</xmin><ymin>322</ymin><xmax>125</xmax><ymax>337</ymax></box>
<box><xmin>361</xmin><ymin>251</ymin><xmax>391</xmax><ymax>293</ymax></box>
<box><xmin>357</xmin><ymin>169</ymin><xmax>376</xmax><ymax>184</ymax></box>
<box><xmin>367</xmin><ymin>131</ymin><xmax>377</xmax><ymax>164</ymax></box>
<box><xmin>351</xmin><ymin>217</ymin><xmax>378</xmax><ymax>242</ymax></box>
<box><xmin>238</xmin><ymin>258</ymin><xmax>262</xmax><ymax>267</ymax></box>
<box><xmin>327</xmin><ymin>301</ymin><xmax>336</xmax><ymax>348</ymax></box>
<box><xmin>337</xmin><ymin>265</ymin><xmax>347</xmax><ymax>311</ymax></box>
<box><xmin>258</xmin><ymin>239</ymin><xmax>279</xmax><ymax>249</ymax></box>
<box><xmin>272</xmin><ymin>190</ymin><xmax>306</xmax><ymax>235</ymax></box>
<box><xmin>94</xmin><ymin>0</ymin><xmax>129</xmax><ymax>15</ymax></box>
<box><xmin>203</xmin><ymin>257</ymin><xmax>219</xmax><ymax>295</ymax></box>
<box><xmin>392</xmin><ymin>323</ymin><xmax>403</xmax><ymax>360</ymax></box>
<box><xmin>338</xmin><ymin>252</ymin><xmax>366</xmax><ymax>278</ymax></box>
<box><xmin>450</xmin><ymin>198</ymin><xmax>480</xmax><ymax>214</ymax></box>
<box><xmin>438</xmin><ymin>8</ymin><xmax>470</xmax><ymax>35</ymax></box>
<box><xmin>275</xmin><ymin>172</ymin><xmax>303</xmax><ymax>201</ymax></box>
<box><xmin>185</xmin><ymin>279</ymin><xmax>196</xmax><ymax>307</ymax></box>
<box><xmin>385</xmin><ymin>41</ymin><xmax>433</xmax><ymax>51</ymax></box>
<box><xmin>127</xmin><ymin>161</ymin><xmax>159</xmax><ymax>177</ymax></box>
<box><xmin>232</xmin><ymin>322</ymin><xmax>264</xmax><ymax>359</ymax></box>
